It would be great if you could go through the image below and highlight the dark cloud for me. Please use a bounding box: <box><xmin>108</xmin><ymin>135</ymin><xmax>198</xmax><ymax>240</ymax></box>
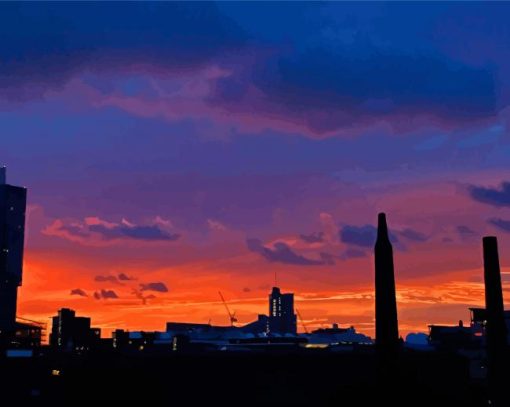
<box><xmin>488</xmin><ymin>218</ymin><xmax>510</xmax><ymax>233</ymax></box>
<box><xmin>89</xmin><ymin>223</ymin><xmax>180</xmax><ymax>242</ymax></box>
<box><xmin>469</xmin><ymin>182</ymin><xmax>510</xmax><ymax>207</ymax></box>
<box><xmin>140</xmin><ymin>282</ymin><xmax>169</xmax><ymax>293</ymax></box>
<box><xmin>399</xmin><ymin>228</ymin><xmax>428</xmax><ymax>242</ymax></box>
<box><xmin>340</xmin><ymin>225</ymin><xmax>377</xmax><ymax>248</ymax></box>
<box><xmin>242</xmin><ymin>287</ymin><xmax>251</xmax><ymax>293</ymax></box>
<box><xmin>340</xmin><ymin>248</ymin><xmax>368</xmax><ymax>260</ymax></box>
<box><xmin>133</xmin><ymin>289</ymin><xmax>157</xmax><ymax>305</ymax></box>
<box><xmin>246</xmin><ymin>238</ymin><xmax>328</xmax><ymax>266</ymax></box>
<box><xmin>94</xmin><ymin>289</ymin><xmax>119</xmax><ymax>300</ymax></box>
<box><xmin>70</xmin><ymin>288</ymin><xmax>87</xmax><ymax>297</ymax></box>
<box><xmin>94</xmin><ymin>275</ymin><xmax>119</xmax><ymax>284</ymax></box>
<box><xmin>212</xmin><ymin>43</ymin><xmax>496</xmax><ymax>133</ymax></box>
<box><xmin>118</xmin><ymin>273</ymin><xmax>135</xmax><ymax>281</ymax></box>
<box><xmin>299</xmin><ymin>232</ymin><xmax>324</xmax><ymax>243</ymax></box>
<box><xmin>0</xmin><ymin>3</ymin><xmax>246</xmax><ymax>99</ymax></box>
<box><xmin>340</xmin><ymin>224</ymin><xmax>405</xmax><ymax>248</ymax></box>
<box><xmin>456</xmin><ymin>225</ymin><xmax>476</xmax><ymax>237</ymax></box>
<box><xmin>319</xmin><ymin>252</ymin><xmax>336</xmax><ymax>265</ymax></box>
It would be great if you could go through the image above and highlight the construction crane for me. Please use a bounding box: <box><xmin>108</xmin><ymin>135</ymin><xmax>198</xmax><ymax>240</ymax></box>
<box><xmin>296</xmin><ymin>308</ymin><xmax>309</xmax><ymax>334</ymax></box>
<box><xmin>218</xmin><ymin>291</ymin><xmax>238</xmax><ymax>327</ymax></box>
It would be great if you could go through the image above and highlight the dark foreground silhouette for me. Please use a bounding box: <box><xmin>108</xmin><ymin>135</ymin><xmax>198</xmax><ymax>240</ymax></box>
<box><xmin>0</xmin><ymin>348</ymin><xmax>488</xmax><ymax>407</ymax></box>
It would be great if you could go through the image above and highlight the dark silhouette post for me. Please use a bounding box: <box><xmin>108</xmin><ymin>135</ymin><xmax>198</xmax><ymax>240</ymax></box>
<box><xmin>375</xmin><ymin>213</ymin><xmax>399</xmax><ymax>351</ymax></box>
<box><xmin>482</xmin><ymin>236</ymin><xmax>508</xmax><ymax>406</ymax></box>
<box><xmin>374</xmin><ymin>213</ymin><xmax>400</xmax><ymax>400</ymax></box>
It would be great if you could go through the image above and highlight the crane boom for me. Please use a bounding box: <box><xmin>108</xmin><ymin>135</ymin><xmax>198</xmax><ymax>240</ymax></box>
<box><xmin>296</xmin><ymin>308</ymin><xmax>309</xmax><ymax>334</ymax></box>
<box><xmin>218</xmin><ymin>291</ymin><xmax>237</xmax><ymax>326</ymax></box>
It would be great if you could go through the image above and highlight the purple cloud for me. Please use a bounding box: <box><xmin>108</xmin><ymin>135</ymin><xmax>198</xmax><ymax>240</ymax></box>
<box><xmin>340</xmin><ymin>248</ymin><xmax>368</xmax><ymax>260</ymax></box>
<box><xmin>0</xmin><ymin>3</ymin><xmax>246</xmax><ymax>100</ymax></box>
<box><xmin>246</xmin><ymin>238</ymin><xmax>328</xmax><ymax>266</ymax></box>
<box><xmin>45</xmin><ymin>217</ymin><xmax>180</xmax><ymax>243</ymax></box>
<box><xmin>94</xmin><ymin>289</ymin><xmax>119</xmax><ymax>300</ymax></box>
<box><xmin>340</xmin><ymin>225</ymin><xmax>377</xmax><ymax>248</ymax></box>
<box><xmin>469</xmin><ymin>182</ymin><xmax>510</xmax><ymax>207</ymax></box>
<box><xmin>488</xmin><ymin>218</ymin><xmax>510</xmax><ymax>233</ymax></box>
<box><xmin>94</xmin><ymin>275</ymin><xmax>119</xmax><ymax>284</ymax></box>
<box><xmin>88</xmin><ymin>223</ymin><xmax>180</xmax><ymax>242</ymax></box>
<box><xmin>118</xmin><ymin>273</ymin><xmax>135</xmax><ymax>281</ymax></box>
<box><xmin>457</xmin><ymin>225</ymin><xmax>476</xmax><ymax>237</ymax></box>
<box><xmin>399</xmin><ymin>228</ymin><xmax>428</xmax><ymax>242</ymax></box>
<box><xmin>139</xmin><ymin>282</ymin><xmax>169</xmax><ymax>293</ymax></box>
<box><xmin>340</xmin><ymin>224</ymin><xmax>401</xmax><ymax>248</ymax></box>
<box><xmin>70</xmin><ymin>288</ymin><xmax>87</xmax><ymax>297</ymax></box>
<box><xmin>299</xmin><ymin>232</ymin><xmax>325</xmax><ymax>243</ymax></box>
<box><xmin>455</xmin><ymin>225</ymin><xmax>477</xmax><ymax>239</ymax></box>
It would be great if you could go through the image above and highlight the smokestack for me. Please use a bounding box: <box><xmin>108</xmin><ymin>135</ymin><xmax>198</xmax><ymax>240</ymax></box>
<box><xmin>0</xmin><ymin>166</ymin><xmax>5</xmax><ymax>184</ymax></box>
<box><xmin>482</xmin><ymin>236</ymin><xmax>508</xmax><ymax>405</ymax></box>
<box><xmin>483</xmin><ymin>236</ymin><xmax>507</xmax><ymax>351</ymax></box>
<box><xmin>375</xmin><ymin>213</ymin><xmax>399</xmax><ymax>350</ymax></box>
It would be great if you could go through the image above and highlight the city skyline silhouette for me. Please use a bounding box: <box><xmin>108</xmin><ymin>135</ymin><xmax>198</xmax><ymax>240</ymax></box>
<box><xmin>1</xmin><ymin>2</ymin><xmax>510</xmax><ymax>405</ymax></box>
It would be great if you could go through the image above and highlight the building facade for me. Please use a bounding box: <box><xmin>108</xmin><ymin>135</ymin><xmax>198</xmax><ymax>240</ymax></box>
<box><xmin>0</xmin><ymin>167</ymin><xmax>27</xmax><ymax>333</ymax></box>
<box><xmin>268</xmin><ymin>287</ymin><xmax>297</xmax><ymax>335</ymax></box>
<box><xmin>50</xmin><ymin>308</ymin><xmax>101</xmax><ymax>351</ymax></box>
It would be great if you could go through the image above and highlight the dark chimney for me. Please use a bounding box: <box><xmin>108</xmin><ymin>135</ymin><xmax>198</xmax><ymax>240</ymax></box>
<box><xmin>374</xmin><ymin>213</ymin><xmax>399</xmax><ymax>350</ymax></box>
<box><xmin>482</xmin><ymin>236</ymin><xmax>508</xmax><ymax>405</ymax></box>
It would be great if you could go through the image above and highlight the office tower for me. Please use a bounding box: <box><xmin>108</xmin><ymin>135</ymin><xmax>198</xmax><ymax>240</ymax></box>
<box><xmin>0</xmin><ymin>167</ymin><xmax>27</xmax><ymax>333</ymax></box>
<box><xmin>374</xmin><ymin>213</ymin><xmax>399</xmax><ymax>349</ymax></box>
<box><xmin>50</xmin><ymin>308</ymin><xmax>100</xmax><ymax>351</ymax></box>
<box><xmin>268</xmin><ymin>287</ymin><xmax>297</xmax><ymax>335</ymax></box>
<box><xmin>482</xmin><ymin>236</ymin><xmax>508</xmax><ymax>406</ymax></box>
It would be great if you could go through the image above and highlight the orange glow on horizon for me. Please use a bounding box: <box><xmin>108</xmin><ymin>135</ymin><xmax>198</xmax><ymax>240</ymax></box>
<box><xmin>17</xmin><ymin>246</ymin><xmax>509</xmax><ymax>343</ymax></box>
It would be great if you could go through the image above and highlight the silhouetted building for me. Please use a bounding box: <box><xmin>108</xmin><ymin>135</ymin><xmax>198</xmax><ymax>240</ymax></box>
<box><xmin>12</xmin><ymin>321</ymin><xmax>43</xmax><ymax>348</ymax></box>
<box><xmin>428</xmin><ymin>320</ymin><xmax>477</xmax><ymax>350</ymax></box>
<box><xmin>374</xmin><ymin>213</ymin><xmax>399</xmax><ymax>350</ymax></box>
<box><xmin>311</xmin><ymin>323</ymin><xmax>348</xmax><ymax>335</ymax></box>
<box><xmin>268</xmin><ymin>287</ymin><xmax>297</xmax><ymax>335</ymax></box>
<box><xmin>0</xmin><ymin>167</ymin><xmax>27</xmax><ymax>334</ymax></box>
<box><xmin>469</xmin><ymin>307</ymin><xmax>510</xmax><ymax>342</ymax></box>
<box><xmin>239</xmin><ymin>314</ymin><xmax>269</xmax><ymax>334</ymax></box>
<box><xmin>112</xmin><ymin>329</ymin><xmax>156</xmax><ymax>351</ymax></box>
<box><xmin>49</xmin><ymin>308</ymin><xmax>101</xmax><ymax>351</ymax></box>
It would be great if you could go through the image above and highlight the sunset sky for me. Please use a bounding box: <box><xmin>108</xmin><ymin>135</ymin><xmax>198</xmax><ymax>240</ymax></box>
<box><xmin>2</xmin><ymin>2</ymin><xmax>510</xmax><ymax>339</ymax></box>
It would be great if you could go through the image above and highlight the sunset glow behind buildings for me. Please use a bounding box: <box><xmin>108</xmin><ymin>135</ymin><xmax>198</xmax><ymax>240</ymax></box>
<box><xmin>2</xmin><ymin>2</ymin><xmax>510</xmax><ymax>340</ymax></box>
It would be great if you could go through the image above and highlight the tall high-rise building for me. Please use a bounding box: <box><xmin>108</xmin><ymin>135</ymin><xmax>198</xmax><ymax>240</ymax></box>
<box><xmin>374</xmin><ymin>212</ymin><xmax>399</xmax><ymax>350</ymax></box>
<box><xmin>0</xmin><ymin>167</ymin><xmax>27</xmax><ymax>333</ymax></box>
<box><xmin>268</xmin><ymin>287</ymin><xmax>297</xmax><ymax>335</ymax></box>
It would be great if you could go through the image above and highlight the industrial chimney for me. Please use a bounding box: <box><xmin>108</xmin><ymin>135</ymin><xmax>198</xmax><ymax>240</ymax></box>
<box><xmin>375</xmin><ymin>213</ymin><xmax>399</xmax><ymax>350</ymax></box>
<box><xmin>482</xmin><ymin>236</ymin><xmax>508</xmax><ymax>405</ymax></box>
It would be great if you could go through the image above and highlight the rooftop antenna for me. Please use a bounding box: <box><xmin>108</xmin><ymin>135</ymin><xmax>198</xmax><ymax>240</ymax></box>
<box><xmin>274</xmin><ymin>270</ymin><xmax>278</xmax><ymax>288</ymax></box>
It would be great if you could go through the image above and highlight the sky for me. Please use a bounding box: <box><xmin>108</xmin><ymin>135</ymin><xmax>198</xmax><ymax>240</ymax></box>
<box><xmin>2</xmin><ymin>2</ymin><xmax>510</xmax><ymax>339</ymax></box>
